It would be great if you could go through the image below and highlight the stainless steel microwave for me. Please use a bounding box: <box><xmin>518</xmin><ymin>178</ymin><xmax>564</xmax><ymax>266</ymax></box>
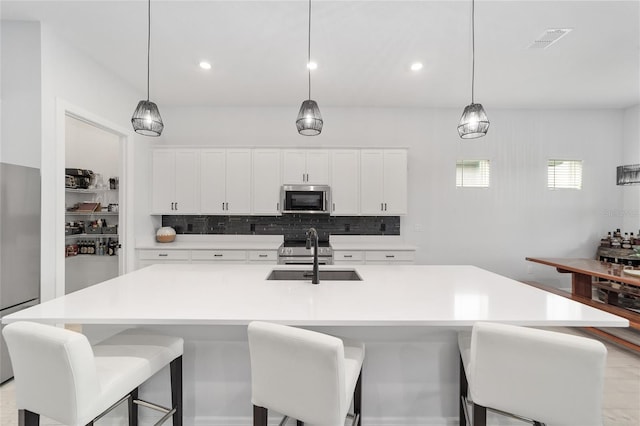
<box><xmin>280</xmin><ymin>185</ymin><xmax>331</xmax><ymax>214</ymax></box>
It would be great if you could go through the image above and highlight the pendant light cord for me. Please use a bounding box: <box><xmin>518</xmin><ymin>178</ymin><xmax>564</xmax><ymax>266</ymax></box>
<box><xmin>146</xmin><ymin>0</ymin><xmax>151</xmax><ymax>101</ymax></box>
<box><xmin>307</xmin><ymin>0</ymin><xmax>312</xmax><ymax>100</ymax></box>
<box><xmin>471</xmin><ymin>0</ymin><xmax>475</xmax><ymax>104</ymax></box>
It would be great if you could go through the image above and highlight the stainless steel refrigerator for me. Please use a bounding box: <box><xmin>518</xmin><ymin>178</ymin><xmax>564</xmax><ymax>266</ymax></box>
<box><xmin>0</xmin><ymin>162</ymin><xmax>41</xmax><ymax>383</ymax></box>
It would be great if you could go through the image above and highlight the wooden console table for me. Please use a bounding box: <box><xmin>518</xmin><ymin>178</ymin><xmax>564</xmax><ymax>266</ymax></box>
<box><xmin>525</xmin><ymin>257</ymin><xmax>640</xmax><ymax>352</ymax></box>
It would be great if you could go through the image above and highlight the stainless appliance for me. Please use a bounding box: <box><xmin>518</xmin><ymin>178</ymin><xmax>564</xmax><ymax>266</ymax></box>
<box><xmin>278</xmin><ymin>240</ymin><xmax>333</xmax><ymax>265</ymax></box>
<box><xmin>280</xmin><ymin>184</ymin><xmax>331</xmax><ymax>214</ymax></box>
<box><xmin>1</xmin><ymin>163</ymin><xmax>41</xmax><ymax>383</ymax></box>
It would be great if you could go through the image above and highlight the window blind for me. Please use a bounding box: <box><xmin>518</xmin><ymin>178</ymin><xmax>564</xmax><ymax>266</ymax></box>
<box><xmin>456</xmin><ymin>160</ymin><xmax>490</xmax><ymax>188</ymax></box>
<box><xmin>548</xmin><ymin>159</ymin><xmax>582</xmax><ymax>190</ymax></box>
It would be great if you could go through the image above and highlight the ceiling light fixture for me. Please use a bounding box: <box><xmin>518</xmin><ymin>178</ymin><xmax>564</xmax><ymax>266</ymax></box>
<box><xmin>296</xmin><ymin>0</ymin><xmax>323</xmax><ymax>136</ymax></box>
<box><xmin>199</xmin><ymin>61</ymin><xmax>212</xmax><ymax>70</ymax></box>
<box><xmin>458</xmin><ymin>0</ymin><xmax>489</xmax><ymax>139</ymax></box>
<box><xmin>131</xmin><ymin>0</ymin><xmax>164</xmax><ymax>137</ymax></box>
<box><xmin>307</xmin><ymin>62</ymin><xmax>318</xmax><ymax>70</ymax></box>
<box><xmin>410</xmin><ymin>62</ymin><xmax>423</xmax><ymax>71</ymax></box>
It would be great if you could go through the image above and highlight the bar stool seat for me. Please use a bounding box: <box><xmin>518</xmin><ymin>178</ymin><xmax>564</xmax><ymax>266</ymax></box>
<box><xmin>248</xmin><ymin>321</ymin><xmax>365</xmax><ymax>426</ymax></box>
<box><xmin>3</xmin><ymin>321</ymin><xmax>183</xmax><ymax>426</ymax></box>
<box><xmin>458</xmin><ymin>322</ymin><xmax>607</xmax><ymax>426</ymax></box>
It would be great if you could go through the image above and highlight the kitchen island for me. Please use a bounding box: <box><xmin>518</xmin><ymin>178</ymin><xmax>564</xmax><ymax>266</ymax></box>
<box><xmin>3</xmin><ymin>264</ymin><xmax>627</xmax><ymax>425</ymax></box>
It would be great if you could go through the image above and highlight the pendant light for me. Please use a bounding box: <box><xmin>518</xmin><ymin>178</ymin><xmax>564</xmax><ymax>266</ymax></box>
<box><xmin>296</xmin><ymin>0</ymin><xmax>323</xmax><ymax>136</ymax></box>
<box><xmin>458</xmin><ymin>0</ymin><xmax>489</xmax><ymax>139</ymax></box>
<box><xmin>131</xmin><ymin>0</ymin><xmax>164</xmax><ymax>137</ymax></box>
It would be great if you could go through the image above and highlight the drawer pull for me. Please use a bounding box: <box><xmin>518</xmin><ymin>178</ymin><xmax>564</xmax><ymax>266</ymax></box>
<box><xmin>158</xmin><ymin>253</ymin><xmax>169</xmax><ymax>257</ymax></box>
<box><xmin>343</xmin><ymin>255</ymin><xmax>353</xmax><ymax>258</ymax></box>
<box><xmin>214</xmin><ymin>254</ymin><xmax>223</xmax><ymax>257</ymax></box>
<box><xmin>385</xmin><ymin>255</ymin><xmax>395</xmax><ymax>258</ymax></box>
<box><xmin>259</xmin><ymin>254</ymin><xmax>268</xmax><ymax>258</ymax></box>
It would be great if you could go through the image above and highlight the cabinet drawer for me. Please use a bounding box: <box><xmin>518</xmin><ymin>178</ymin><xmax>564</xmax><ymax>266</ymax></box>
<box><xmin>365</xmin><ymin>251</ymin><xmax>415</xmax><ymax>262</ymax></box>
<box><xmin>334</xmin><ymin>251</ymin><xmax>364</xmax><ymax>261</ymax></box>
<box><xmin>191</xmin><ymin>250</ymin><xmax>247</xmax><ymax>261</ymax></box>
<box><xmin>248</xmin><ymin>250</ymin><xmax>277</xmax><ymax>261</ymax></box>
<box><xmin>138</xmin><ymin>250</ymin><xmax>189</xmax><ymax>261</ymax></box>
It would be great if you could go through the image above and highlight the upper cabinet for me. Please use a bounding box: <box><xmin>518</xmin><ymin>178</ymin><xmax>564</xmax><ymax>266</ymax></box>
<box><xmin>151</xmin><ymin>147</ymin><xmax>407</xmax><ymax>216</ymax></box>
<box><xmin>331</xmin><ymin>150</ymin><xmax>360</xmax><ymax>215</ymax></box>
<box><xmin>282</xmin><ymin>149</ymin><xmax>329</xmax><ymax>184</ymax></box>
<box><xmin>151</xmin><ymin>149</ymin><xmax>200</xmax><ymax>214</ymax></box>
<box><xmin>360</xmin><ymin>149</ymin><xmax>407</xmax><ymax>215</ymax></box>
<box><xmin>201</xmin><ymin>149</ymin><xmax>251</xmax><ymax>214</ymax></box>
<box><xmin>253</xmin><ymin>149</ymin><xmax>282</xmax><ymax>214</ymax></box>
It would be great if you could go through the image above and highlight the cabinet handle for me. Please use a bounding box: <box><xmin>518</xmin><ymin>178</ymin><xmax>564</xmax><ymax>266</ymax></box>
<box><xmin>214</xmin><ymin>254</ymin><xmax>223</xmax><ymax>257</ymax></box>
<box><xmin>158</xmin><ymin>253</ymin><xmax>168</xmax><ymax>257</ymax></box>
<box><xmin>381</xmin><ymin>203</ymin><xmax>384</xmax><ymax>211</ymax></box>
<box><xmin>277</xmin><ymin>202</ymin><xmax>279</xmax><ymax>211</ymax></box>
<box><xmin>333</xmin><ymin>203</ymin><xmax>335</xmax><ymax>211</ymax></box>
<box><xmin>258</xmin><ymin>254</ymin><xmax>268</xmax><ymax>258</ymax></box>
<box><xmin>175</xmin><ymin>202</ymin><xmax>178</xmax><ymax>210</ymax></box>
<box><xmin>385</xmin><ymin>255</ymin><xmax>395</xmax><ymax>258</ymax></box>
<box><xmin>302</xmin><ymin>173</ymin><xmax>306</xmax><ymax>182</ymax></box>
<box><xmin>344</xmin><ymin>255</ymin><xmax>353</xmax><ymax>258</ymax></box>
<box><xmin>384</xmin><ymin>203</ymin><xmax>387</xmax><ymax>211</ymax></box>
<box><xmin>171</xmin><ymin>202</ymin><xmax>174</xmax><ymax>210</ymax></box>
<box><xmin>225</xmin><ymin>202</ymin><xmax>229</xmax><ymax>210</ymax></box>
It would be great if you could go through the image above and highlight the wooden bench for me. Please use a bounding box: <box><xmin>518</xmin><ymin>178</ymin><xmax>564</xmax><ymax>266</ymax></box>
<box><xmin>522</xmin><ymin>280</ymin><xmax>640</xmax><ymax>354</ymax></box>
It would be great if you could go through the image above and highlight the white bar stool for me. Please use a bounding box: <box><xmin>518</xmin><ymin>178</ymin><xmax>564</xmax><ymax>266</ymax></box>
<box><xmin>247</xmin><ymin>321</ymin><xmax>365</xmax><ymax>426</ymax></box>
<box><xmin>3</xmin><ymin>321</ymin><xmax>183</xmax><ymax>426</ymax></box>
<box><xmin>458</xmin><ymin>322</ymin><xmax>607</xmax><ymax>426</ymax></box>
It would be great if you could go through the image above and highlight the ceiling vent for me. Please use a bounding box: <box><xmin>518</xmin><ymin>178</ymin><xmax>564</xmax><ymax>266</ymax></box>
<box><xmin>528</xmin><ymin>28</ymin><xmax>572</xmax><ymax>49</ymax></box>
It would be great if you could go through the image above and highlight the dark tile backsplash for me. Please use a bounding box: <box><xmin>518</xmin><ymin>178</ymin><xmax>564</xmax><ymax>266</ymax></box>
<box><xmin>162</xmin><ymin>215</ymin><xmax>400</xmax><ymax>241</ymax></box>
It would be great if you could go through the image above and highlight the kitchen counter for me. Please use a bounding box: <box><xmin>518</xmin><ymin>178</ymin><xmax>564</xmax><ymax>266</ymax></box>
<box><xmin>2</xmin><ymin>264</ymin><xmax>627</xmax><ymax>424</ymax></box>
<box><xmin>3</xmin><ymin>264</ymin><xmax>625</xmax><ymax>326</ymax></box>
<box><xmin>135</xmin><ymin>234</ymin><xmax>283</xmax><ymax>250</ymax></box>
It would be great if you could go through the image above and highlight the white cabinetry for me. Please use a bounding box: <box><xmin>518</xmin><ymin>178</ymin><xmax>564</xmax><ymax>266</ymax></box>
<box><xmin>330</xmin><ymin>150</ymin><xmax>359</xmax><ymax>215</ymax></box>
<box><xmin>364</xmin><ymin>250</ymin><xmax>415</xmax><ymax>264</ymax></box>
<box><xmin>283</xmin><ymin>149</ymin><xmax>329</xmax><ymax>184</ymax></box>
<box><xmin>252</xmin><ymin>149</ymin><xmax>282</xmax><ymax>214</ymax></box>
<box><xmin>137</xmin><ymin>249</ymin><xmax>190</xmax><ymax>269</ymax></box>
<box><xmin>360</xmin><ymin>149</ymin><xmax>407</xmax><ymax>215</ymax></box>
<box><xmin>200</xmin><ymin>149</ymin><xmax>251</xmax><ymax>214</ymax></box>
<box><xmin>248</xmin><ymin>250</ymin><xmax>278</xmax><ymax>263</ymax></box>
<box><xmin>191</xmin><ymin>250</ymin><xmax>247</xmax><ymax>263</ymax></box>
<box><xmin>333</xmin><ymin>250</ymin><xmax>365</xmax><ymax>265</ymax></box>
<box><xmin>152</xmin><ymin>150</ymin><xmax>199</xmax><ymax>214</ymax></box>
<box><xmin>136</xmin><ymin>247</ymin><xmax>278</xmax><ymax>268</ymax></box>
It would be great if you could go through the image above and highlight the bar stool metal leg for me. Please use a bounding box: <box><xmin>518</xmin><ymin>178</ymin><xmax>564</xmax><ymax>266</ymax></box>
<box><xmin>19</xmin><ymin>409</ymin><xmax>39</xmax><ymax>426</ymax></box>
<box><xmin>459</xmin><ymin>356</ymin><xmax>468</xmax><ymax>426</ymax></box>
<box><xmin>170</xmin><ymin>356</ymin><xmax>183</xmax><ymax>426</ymax></box>
<box><xmin>354</xmin><ymin>371</ymin><xmax>362</xmax><ymax>426</ymax></box>
<box><xmin>129</xmin><ymin>388</ymin><xmax>139</xmax><ymax>426</ymax></box>
<box><xmin>253</xmin><ymin>405</ymin><xmax>268</xmax><ymax>426</ymax></box>
<box><xmin>473</xmin><ymin>403</ymin><xmax>487</xmax><ymax>426</ymax></box>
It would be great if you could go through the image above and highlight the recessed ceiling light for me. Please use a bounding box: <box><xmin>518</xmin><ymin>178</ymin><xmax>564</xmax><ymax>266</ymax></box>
<box><xmin>307</xmin><ymin>62</ymin><xmax>318</xmax><ymax>70</ymax></box>
<box><xmin>410</xmin><ymin>62</ymin><xmax>423</xmax><ymax>71</ymax></box>
<box><xmin>199</xmin><ymin>61</ymin><xmax>212</xmax><ymax>70</ymax></box>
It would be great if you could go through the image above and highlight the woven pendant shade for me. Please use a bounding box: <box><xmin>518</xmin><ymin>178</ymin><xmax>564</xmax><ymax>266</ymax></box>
<box><xmin>458</xmin><ymin>103</ymin><xmax>489</xmax><ymax>139</ymax></box>
<box><xmin>296</xmin><ymin>100</ymin><xmax>323</xmax><ymax>136</ymax></box>
<box><xmin>132</xmin><ymin>100</ymin><xmax>164</xmax><ymax>137</ymax></box>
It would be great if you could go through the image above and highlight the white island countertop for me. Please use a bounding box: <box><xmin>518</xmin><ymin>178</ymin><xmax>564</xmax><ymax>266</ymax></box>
<box><xmin>3</xmin><ymin>264</ymin><xmax>627</xmax><ymax>327</ymax></box>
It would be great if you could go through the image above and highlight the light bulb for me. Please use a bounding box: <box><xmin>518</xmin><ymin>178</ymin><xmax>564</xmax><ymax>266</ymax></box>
<box><xmin>307</xmin><ymin>62</ymin><xmax>318</xmax><ymax>70</ymax></box>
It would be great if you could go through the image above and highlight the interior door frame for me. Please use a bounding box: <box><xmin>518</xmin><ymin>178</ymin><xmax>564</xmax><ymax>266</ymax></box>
<box><xmin>55</xmin><ymin>99</ymin><xmax>133</xmax><ymax>298</ymax></box>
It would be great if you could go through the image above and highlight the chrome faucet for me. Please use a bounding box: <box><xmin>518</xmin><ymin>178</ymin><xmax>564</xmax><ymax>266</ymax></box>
<box><xmin>305</xmin><ymin>227</ymin><xmax>320</xmax><ymax>284</ymax></box>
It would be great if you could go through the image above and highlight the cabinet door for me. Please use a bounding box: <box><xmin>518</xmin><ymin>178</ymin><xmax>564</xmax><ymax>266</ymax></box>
<box><xmin>282</xmin><ymin>150</ymin><xmax>307</xmax><ymax>184</ymax></box>
<box><xmin>174</xmin><ymin>151</ymin><xmax>200</xmax><ymax>213</ymax></box>
<box><xmin>360</xmin><ymin>150</ymin><xmax>385</xmax><ymax>215</ymax></box>
<box><xmin>305</xmin><ymin>150</ymin><xmax>329</xmax><ymax>184</ymax></box>
<box><xmin>331</xmin><ymin>150</ymin><xmax>359</xmax><ymax>215</ymax></box>
<box><xmin>200</xmin><ymin>150</ymin><xmax>226</xmax><ymax>214</ymax></box>
<box><xmin>253</xmin><ymin>149</ymin><xmax>282</xmax><ymax>214</ymax></box>
<box><xmin>383</xmin><ymin>150</ymin><xmax>407</xmax><ymax>215</ymax></box>
<box><xmin>225</xmin><ymin>149</ymin><xmax>252</xmax><ymax>214</ymax></box>
<box><xmin>152</xmin><ymin>150</ymin><xmax>177</xmax><ymax>213</ymax></box>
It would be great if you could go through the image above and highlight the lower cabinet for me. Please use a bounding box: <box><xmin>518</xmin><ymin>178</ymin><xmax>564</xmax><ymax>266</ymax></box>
<box><xmin>136</xmin><ymin>249</ymin><xmax>278</xmax><ymax>268</ymax></box>
<box><xmin>334</xmin><ymin>250</ymin><xmax>415</xmax><ymax>265</ymax></box>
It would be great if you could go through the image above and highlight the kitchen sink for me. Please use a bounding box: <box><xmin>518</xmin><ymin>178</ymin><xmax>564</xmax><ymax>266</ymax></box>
<box><xmin>266</xmin><ymin>269</ymin><xmax>362</xmax><ymax>281</ymax></box>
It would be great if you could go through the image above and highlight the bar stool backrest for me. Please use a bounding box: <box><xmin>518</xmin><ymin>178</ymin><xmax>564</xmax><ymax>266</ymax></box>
<box><xmin>248</xmin><ymin>321</ymin><xmax>347</xmax><ymax>425</ymax></box>
<box><xmin>469</xmin><ymin>322</ymin><xmax>607</xmax><ymax>425</ymax></box>
<box><xmin>3</xmin><ymin>322</ymin><xmax>101</xmax><ymax>426</ymax></box>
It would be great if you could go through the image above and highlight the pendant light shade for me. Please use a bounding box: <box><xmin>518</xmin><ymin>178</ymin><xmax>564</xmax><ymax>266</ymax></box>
<box><xmin>296</xmin><ymin>100</ymin><xmax>323</xmax><ymax>136</ymax></box>
<box><xmin>458</xmin><ymin>0</ymin><xmax>489</xmax><ymax>139</ymax></box>
<box><xmin>458</xmin><ymin>103</ymin><xmax>489</xmax><ymax>139</ymax></box>
<box><xmin>297</xmin><ymin>0</ymin><xmax>322</xmax><ymax>136</ymax></box>
<box><xmin>131</xmin><ymin>0</ymin><xmax>163</xmax><ymax>137</ymax></box>
<box><xmin>132</xmin><ymin>100</ymin><xmax>164</xmax><ymax>136</ymax></box>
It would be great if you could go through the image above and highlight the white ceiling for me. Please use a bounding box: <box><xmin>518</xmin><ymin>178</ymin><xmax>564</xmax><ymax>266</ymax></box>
<box><xmin>2</xmin><ymin>0</ymin><xmax>639</xmax><ymax>109</ymax></box>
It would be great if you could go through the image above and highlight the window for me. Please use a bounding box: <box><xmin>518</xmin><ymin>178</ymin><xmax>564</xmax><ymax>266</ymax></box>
<box><xmin>456</xmin><ymin>160</ymin><xmax>490</xmax><ymax>188</ymax></box>
<box><xmin>548</xmin><ymin>160</ymin><xmax>582</xmax><ymax>190</ymax></box>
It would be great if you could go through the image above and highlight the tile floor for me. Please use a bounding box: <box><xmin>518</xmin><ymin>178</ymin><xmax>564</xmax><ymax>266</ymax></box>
<box><xmin>1</xmin><ymin>327</ymin><xmax>638</xmax><ymax>426</ymax></box>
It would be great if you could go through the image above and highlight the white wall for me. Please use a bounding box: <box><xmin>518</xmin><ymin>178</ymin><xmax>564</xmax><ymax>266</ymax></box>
<box><xmin>622</xmin><ymin>104</ymin><xmax>640</xmax><ymax>233</ymax></box>
<box><xmin>149</xmin><ymin>106</ymin><xmax>625</xmax><ymax>287</ymax></box>
<box><xmin>65</xmin><ymin>115</ymin><xmax>119</xmax><ymax>179</ymax></box>
<box><xmin>37</xmin><ymin>25</ymin><xmax>151</xmax><ymax>300</ymax></box>
<box><xmin>0</xmin><ymin>21</ymin><xmax>41</xmax><ymax>168</ymax></box>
